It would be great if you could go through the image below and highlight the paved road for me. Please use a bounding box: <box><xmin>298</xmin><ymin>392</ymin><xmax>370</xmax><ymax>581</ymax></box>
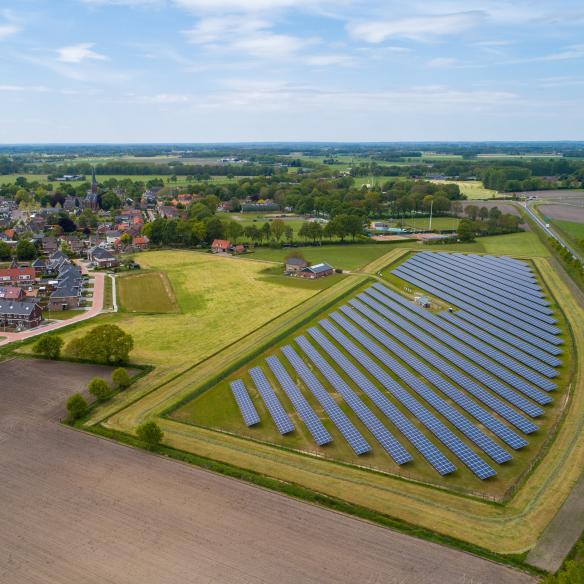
<box><xmin>0</xmin><ymin>270</ymin><xmax>106</xmax><ymax>347</ymax></box>
<box><xmin>0</xmin><ymin>359</ymin><xmax>535</xmax><ymax>584</ymax></box>
<box><xmin>523</xmin><ymin>201</ymin><xmax>582</xmax><ymax>263</ymax></box>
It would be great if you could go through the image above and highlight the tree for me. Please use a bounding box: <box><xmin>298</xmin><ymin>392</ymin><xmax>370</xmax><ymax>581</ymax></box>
<box><xmin>58</xmin><ymin>214</ymin><xmax>77</xmax><ymax>233</ymax></box>
<box><xmin>0</xmin><ymin>241</ymin><xmax>12</xmax><ymax>261</ymax></box>
<box><xmin>16</xmin><ymin>239</ymin><xmax>37</xmax><ymax>261</ymax></box>
<box><xmin>33</xmin><ymin>334</ymin><xmax>63</xmax><ymax>359</ymax></box>
<box><xmin>66</xmin><ymin>324</ymin><xmax>134</xmax><ymax>364</ymax></box>
<box><xmin>270</xmin><ymin>219</ymin><xmax>287</xmax><ymax>242</ymax></box>
<box><xmin>88</xmin><ymin>377</ymin><xmax>111</xmax><ymax>401</ymax></box>
<box><xmin>464</xmin><ymin>205</ymin><xmax>479</xmax><ymax>221</ymax></box>
<box><xmin>457</xmin><ymin>218</ymin><xmax>476</xmax><ymax>242</ymax></box>
<box><xmin>112</xmin><ymin>367</ymin><xmax>131</xmax><ymax>389</ymax></box>
<box><xmin>100</xmin><ymin>192</ymin><xmax>121</xmax><ymax>211</ymax></box>
<box><xmin>136</xmin><ymin>420</ymin><xmax>163</xmax><ymax>449</ymax></box>
<box><xmin>478</xmin><ymin>206</ymin><xmax>489</xmax><ymax>222</ymax></box>
<box><xmin>66</xmin><ymin>393</ymin><xmax>87</xmax><ymax>421</ymax></box>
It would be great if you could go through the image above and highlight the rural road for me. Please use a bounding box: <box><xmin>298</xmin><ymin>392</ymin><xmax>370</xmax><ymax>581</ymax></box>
<box><xmin>0</xmin><ymin>270</ymin><xmax>106</xmax><ymax>347</ymax></box>
<box><xmin>0</xmin><ymin>358</ymin><xmax>535</xmax><ymax>584</ymax></box>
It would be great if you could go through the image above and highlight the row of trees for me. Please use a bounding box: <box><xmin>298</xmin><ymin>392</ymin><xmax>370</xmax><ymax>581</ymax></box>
<box><xmin>456</xmin><ymin>211</ymin><xmax>522</xmax><ymax>242</ymax></box>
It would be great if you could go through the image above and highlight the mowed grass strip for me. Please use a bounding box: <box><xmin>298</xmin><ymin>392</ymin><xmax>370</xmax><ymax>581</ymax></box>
<box><xmin>118</xmin><ymin>271</ymin><xmax>179</xmax><ymax>313</ymax></box>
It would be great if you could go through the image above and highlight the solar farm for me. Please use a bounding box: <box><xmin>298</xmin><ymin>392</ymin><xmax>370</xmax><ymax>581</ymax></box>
<box><xmin>173</xmin><ymin>250</ymin><xmax>572</xmax><ymax>495</ymax></box>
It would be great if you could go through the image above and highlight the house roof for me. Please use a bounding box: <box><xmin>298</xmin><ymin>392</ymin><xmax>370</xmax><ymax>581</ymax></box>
<box><xmin>0</xmin><ymin>267</ymin><xmax>36</xmax><ymax>280</ymax></box>
<box><xmin>285</xmin><ymin>257</ymin><xmax>308</xmax><ymax>266</ymax></box>
<box><xmin>0</xmin><ymin>286</ymin><xmax>23</xmax><ymax>300</ymax></box>
<box><xmin>302</xmin><ymin>262</ymin><xmax>333</xmax><ymax>274</ymax></box>
<box><xmin>0</xmin><ymin>300</ymin><xmax>40</xmax><ymax>316</ymax></box>
<box><xmin>211</xmin><ymin>239</ymin><xmax>230</xmax><ymax>249</ymax></box>
<box><xmin>89</xmin><ymin>246</ymin><xmax>116</xmax><ymax>259</ymax></box>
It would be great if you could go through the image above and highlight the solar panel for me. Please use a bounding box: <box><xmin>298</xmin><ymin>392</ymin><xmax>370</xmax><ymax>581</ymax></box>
<box><xmin>248</xmin><ymin>366</ymin><xmax>295</xmax><ymax>435</ymax></box>
<box><xmin>265</xmin><ymin>355</ymin><xmax>332</xmax><ymax>446</ymax></box>
<box><xmin>295</xmin><ymin>337</ymin><xmax>412</xmax><ymax>465</ymax></box>
<box><xmin>407</xmin><ymin>254</ymin><xmax>555</xmax><ymax>320</ymax></box>
<box><xmin>370</xmin><ymin>279</ymin><xmax>557</xmax><ymax>391</ymax></box>
<box><xmin>392</xmin><ymin>264</ymin><xmax>561</xmax><ymax>337</ymax></box>
<box><xmin>438</xmin><ymin>310</ymin><xmax>559</xmax><ymax>377</ymax></box>
<box><xmin>329</xmin><ymin>311</ymin><xmax>512</xmax><ymax>464</ymax></box>
<box><xmin>366</xmin><ymin>286</ymin><xmax>553</xmax><ymax>406</ymax></box>
<box><xmin>229</xmin><ymin>379</ymin><xmax>261</xmax><ymax>427</ymax></box>
<box><xmin>313</xmin><ymin>321</ymin><xmax>495</xmax><ymax>479</ymax></box>
<box><xmin>338</xmin><ymin>305</ymin><xmax>527</xmax><ymax>450</ymax></box>
<box><xmin>281</xmin><ymin>345</ymin><xmax>371</xmax><ymax>455</ymax></box>
<box><xmin>300</xmin><ymin>330</ymin><xmax>456</xmax><ymax>476</ymax></box>
<box><xmin>349</xmin><ymin>298</ymin><xmax>537</xmax><ymax>435</ymax></box>
<box><xmin>358</xmin><ymin>291</ymin><xmax>544</xmax><ymax>421</ymax></box>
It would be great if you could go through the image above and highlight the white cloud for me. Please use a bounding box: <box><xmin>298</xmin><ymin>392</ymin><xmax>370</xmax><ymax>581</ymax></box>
<box><xmin>0</xmin><ymin>23</ymin><xmax>20</xmax><ymax>39</ymax></box>
<box><xmin>57</xmin><ymin>43</ymin><xmax>109</xmax><ymax>63</ymax></box>
<box><xmin>0</xmin><ymin>84</ymin><xmax>49</xmax><ymax>92</ymax></box>
<box><xmin>305</xmin><ymin>53</ymin><xmax>356</xmax><ymax>66</ymax></box>
<box><xmin>426</xmin><ymin>57</ymin><xmax>459</xmax><ymax>68</ymax></box>
<box><xmin>232</xmin><ymin>32</ymin><xmax>318</xmax><ymax>58</ymax></box>
<box><xmin>174</xmin><ymin>0</ymin><xmax>334</xmax><ymax>12</ymax></box>
<box><xmin>183</xmin><ymin>16</ymin><xmax>270</xmax><ymax>44</ymax></box>
<box><xmin>348</xmin><ymin>11</ymin><xmax>485</xmax><ymax>43</ymax></box>
<box><xmin>128</xmin><ymin>92</ymin><xmax>191</xmax><ymax>103</ymax></box>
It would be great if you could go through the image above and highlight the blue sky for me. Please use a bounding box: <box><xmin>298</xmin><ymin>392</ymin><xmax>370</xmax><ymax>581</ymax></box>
<box><xmin>1</xmin><ymin>0</ymin><xmax>584</xmax><ymax>142</ymax></box>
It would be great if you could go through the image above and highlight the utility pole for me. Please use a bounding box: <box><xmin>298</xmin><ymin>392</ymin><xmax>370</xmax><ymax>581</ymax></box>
<box><xmin>428</xmin><ymin>199</ymin><xmax>434</xmax><ymax>231</ymax></box>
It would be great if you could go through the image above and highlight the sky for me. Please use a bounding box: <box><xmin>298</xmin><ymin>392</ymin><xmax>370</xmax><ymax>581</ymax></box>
<box><xmin>0</xmin><ymin>0</ymin><xmax>584</xmax><ymax>142</ymax></box>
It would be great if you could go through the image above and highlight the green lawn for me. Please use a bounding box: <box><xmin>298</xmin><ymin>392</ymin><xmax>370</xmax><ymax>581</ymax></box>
<box><xmin>481</xmin><ymin>231</ymin><xmax>550</xmax><ymax>257</ymax></box>
<box><xmin>117</xmin><ymin>271</ymin><xmax>179</xmax><ymax>313</ymax></box>
<box><xmin>553</xmin><ymin>219</ymin><xmax>584</xmax><ymax>242</ymax></box>
<box><xmin>429</xmin><ymin>180</ymin><xmax>499</xmax><ymax>200</ymax></box>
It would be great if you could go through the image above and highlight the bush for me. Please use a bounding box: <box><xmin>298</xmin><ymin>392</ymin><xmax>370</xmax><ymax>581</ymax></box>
<box><xmin>136</xmin><ymin>421</ymin><xmax>163</xmax><ymax>449</ymax></box>
<box><xmin>66</xmin><ymin>324</ymin><xmax>134</xmax><ymax>364</ymax></box>
<box><xmin>88</xmin><ymin>377</ymin><xmax>111</xmax><ymax>401</ymax></box>
<box><xmin>112</xmin><ymin>367</ymin><xmax>131</xmax><ymax>389</ymax></box>
<box><xmin>66</xmin><ymin>393</ymin><xmax>87</xmax><ymax>421</ymax></box>
<box><xmin>33</xmin><ymin>334</ymin><xmax>64</xmax><ymax>359</ymax></box>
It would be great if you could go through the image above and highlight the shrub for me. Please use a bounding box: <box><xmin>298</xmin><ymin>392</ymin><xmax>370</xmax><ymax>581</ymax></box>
<box><xmin>136</xmin><ymin>421</ymin><xmax>163</xmax><ymax>449</ymax></box>
<box><xmin>66</xmin><ymin>393</ymin><xmax>87</xmax><ymax>421</ymax></box>
<box><xmin>33</xmin><ymin>334</ymin><xmax>64</xmax><ymax>359</ymax></box>
<box><xmin>88</xmin><ymin>377</ymin><xmax>111</xmax><ymax>401</ymax></box>
<box><xmin>112</xmin><ymin>367</ymin><xmax>131</xmax><ymax>390</ymax></box>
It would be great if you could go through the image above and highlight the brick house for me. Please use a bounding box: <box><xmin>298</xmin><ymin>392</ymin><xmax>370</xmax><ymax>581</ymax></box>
<box><xmin>0</xmin><ymin>300</ymin><xmax>42</xmax><ymax>329</ymax></box>
<box><xmin>0</xmin><ymin>266</ymin><xmax>36</xmax><ymax>287</ymax></box>
<box><xmin>297</xmin><ymin>263</ymin><xmax>334</xmax><ymax>279</ymax></box>
<box><xmin>211</xmin><ymin>239</ymin><xmax>231</xmax><ymax>253</ymax></box>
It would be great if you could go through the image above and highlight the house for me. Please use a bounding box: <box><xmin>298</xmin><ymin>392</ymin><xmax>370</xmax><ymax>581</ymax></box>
<box><xmin>233</xmin><ymin>244</ymin><xmax>246</xmax><ymax>254</ymax></box>
<box><xmin>211</xmin><ymin>239</ymin><xmax>231</xmax><ymax>253</ymax></box>
<box><xmin>0</xmin><ymin>286</ymin><xmax>24</xmax><ymax>300</ymax></box>
<box><xmin>87</xmin><ymin>246</ymin><xmax>118</xmax><ymax>268</ymax></box>
<box><xmin>0</xmin><ymin>300</ymin><xmax>42</xmax><ymax>329</ymax></box>
<box><xmin>0</xmin><ymin>266</ymin><xmax>36</xmax><ymax>286</ymax></box>
<box><xmin>297</xmin><ymin>263</ymin><xmax>334</xmax><ymax>279</ymax></box>
<box><xmin>285</xmin><ymin>257</ymin><xmax>308</xmax><ymax>273</ymax></box>
<box><xmin>132</xmin><ymin>235</ymin><xmax>150</xmax><ymax>250</ymax></box>
<box><xmin>48</xmin><ymin>263</ymin><xmax>83</xmax><ymax>310</ymax></box>
<box><xmin>159</xmin><ymin>205</ymin><xmax>179</xmax><ymax>219</ymax></box>
<box><xmin>42</xmin><ymin>236</ymin><xmax>59</xmax><ymax>254</ymax></box>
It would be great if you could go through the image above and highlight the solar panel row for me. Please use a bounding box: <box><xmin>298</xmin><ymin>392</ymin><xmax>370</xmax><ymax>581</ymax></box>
<box><xmin>281</xmin><ymin>345</ymin><xmax>371</xmax><ymax>455</ymax></box>
<box><xmin>393</xmin><ymin>264</ymin><xmax>560</xmax><ymax>337</ymax></box>
<box><xmin>359</xmin><ymin>291</ymin><xmax>545</xmax><ymax>419</ymax></box>
<box><xmin>329</xmin><ymin>311</ymin><xmax>512</xmax><ymax>464</ymax></box>
<box><xmin>229</xmin><ymin>380</ymin><xmax>261</xmax><ymax>427</ymax></box>
<box><xmin>339</xmin><ymin>304</ymin><xmax>528</xmax><ymax>449</ymax></box>
<box><xmin>407</xmin><ymin>254</ymin><xmax>555</xmax><ymax>321</ymax></box>
<box><xmin>249</xmin><ymin>367</ymin><xmax>295</xmax><ymax>435</ymax></box>
<box><xmin>302</xmin><ymin>329</ymin><xmax>456</xmax><ymax>475</ymax></box>
<box><xmin>417</xmin><ymin>252</ymin><xmax>549</xmax><ymax>306</ymax></box>
<box><xmin>366</xmin><ymin>287</ymin><xmax>553</xmax><ymax>406</ymax></box>
<box><xmin>370</xmin><ymin>281</ymin><xmax>557</xmax><ymax>390</ymax></box>
<box><xmin>266</xmin><ymin>355</ymin><xmax>332</xmax><ymax>446</ymax></box>
<box><xmin>438</xmin><ymin>310</ymin><xmax>559</xmax><ymax>377</ymax></box>
<box><xmin>314</xmin><ymin>322</ymin><xmax>496</xmax><ymax>479</ymax></box>
<box><xmin>294</xmin><ymin>337</ymin><xmax>412</xmax><ymax>465</ymax></box>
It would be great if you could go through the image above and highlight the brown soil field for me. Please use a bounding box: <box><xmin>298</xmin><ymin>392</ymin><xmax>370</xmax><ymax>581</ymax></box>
<box><xmin>521</xmin><ymin>190</ymin><xmax>584</xmax><ymax>203</ymax></box>
<box><xmin>0</xmin><ymin>358</ymin><xmax>535</xmax><ymax>584</ymax></box>
<box><xmin>538</xmin><ymin>204</ymin><xmax>584</xmax><ymax>222</ymax></box>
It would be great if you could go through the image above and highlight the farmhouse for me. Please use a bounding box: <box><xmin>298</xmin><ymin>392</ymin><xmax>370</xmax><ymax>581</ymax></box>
<box><xmin>0</xmin><ymin>300</ymin><xmax>42</xmax><ymax>329</ymax></box>
<box><xmin>0</xmin><ymin>266</ymin><xmax>36</xmax><ymax>287</ymax></box>
<box><xmin>285</xmin><ymin>257</ymin><xmax>308</xmax><ymax>273</ymax></box>
<box><xmin>211</xmin><ymin>239</ymin><xmax>231</xmax><ymax>253</ymax></box>
<box><xmin>297</xmin><ymin>262</ymin><xmax>334</xmax><ymax>279</ymax></box>
<box><xmin>87</xmin><ymin>246</ymin><xmax>119</xmax><ymax>268</ymax></box>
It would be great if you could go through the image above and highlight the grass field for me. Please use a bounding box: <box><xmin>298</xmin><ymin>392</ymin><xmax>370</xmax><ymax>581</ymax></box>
<box><xmin>0</xmin><ymin>173</ymin><xmax>241</xmax><ymax>186</ymax></box>
<box><xmin>117</xmin><ymin>271</ymin><xmax>179</xmax><ymax>313</ymax></box>
<box><xmin>552</xmin><ymin>220</ymin><xmax>584</xmax><ymax>242</ymax></box>
<box><xmin>429</xmin><ymin>180</ymin><xmax>499</xmax><ymax>200</ymax></box>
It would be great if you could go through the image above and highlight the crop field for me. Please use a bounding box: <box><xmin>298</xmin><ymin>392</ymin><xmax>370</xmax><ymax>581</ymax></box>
<box><xmin>117</xmin><ymin>271</ymin><xmax>179</xmax><ymax>313</ymax></box>
<box><xmin>69</xmin><ymin>240</ymin><xmax>584</xmax><ymax>563</ymax></box>
<box><xmin>430</xmin><ymin>180</ymin><xmax>499</xmax><ymax>200</ymax></box>
<box><xmin>0</xmin><ymin>173</ymin><xmax>241</xmax><ymax>186</ymax></box>
<box><xmin>171</xmin><ymin>252</ymin><xmax>572</xmax><ymax>498</ymax></box>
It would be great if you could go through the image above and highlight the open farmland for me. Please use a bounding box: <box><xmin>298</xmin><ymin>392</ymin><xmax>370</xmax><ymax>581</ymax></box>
<box><xmin>61</xmin><ymin>240</ymin><xmax>584</xmax><ymax>569</ymax></box>
<box><xmin>117</xmin><ymin>271</ymin><xmax>179</xmax><ymax>313</ymax></box>
<box><xmin>538</xmin><ymin>204</ymin><xmax>584</xmax><ymax>223</ymax></box>
<box><xmin>0</xmin><ymin>359</ymin><xmax>535</xmax><ymax>584</ymax></box>
<box><xmin>430</xmin><ymin>180</ymin><xmax>499</xmax><ymax>200</ymax></box>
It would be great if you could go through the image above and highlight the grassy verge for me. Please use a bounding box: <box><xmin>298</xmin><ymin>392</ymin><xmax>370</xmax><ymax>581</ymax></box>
<box><xmin>103</xmin><ymin>275</ymin><xmax>113</xmax><ymax>310</ymax></box>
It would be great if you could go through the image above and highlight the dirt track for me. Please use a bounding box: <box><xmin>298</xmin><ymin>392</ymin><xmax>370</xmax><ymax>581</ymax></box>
<box><xmin>0</xmin><ymin>359</ymin><xmax>535</xmax><ymax>584</ymax></box>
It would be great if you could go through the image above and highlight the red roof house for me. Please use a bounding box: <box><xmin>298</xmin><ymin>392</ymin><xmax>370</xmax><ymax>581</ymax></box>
<box><xmin>211</xmin><ymin>239</ymin><xmax>231</xmax><ymax>253</ymax></box>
